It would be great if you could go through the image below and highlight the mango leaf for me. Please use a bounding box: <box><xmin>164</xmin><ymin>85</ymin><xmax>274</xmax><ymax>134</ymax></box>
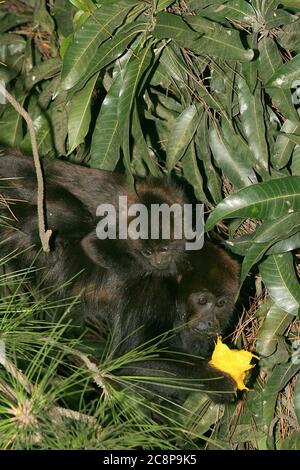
<box><xmin>80</xmin><ymin>23</ymin><xmax>146</xmax><ymax>85</ymax></box>
<box><xmin>154</xmin><ymin>12</ymin><xmax>254</xmax><ymax>61</ymax></box>
<box><xmin>132</xmin><ymin>105</ymin><xmax>161</xmax><ymax>177</ymax></box>
<box><xmin>225</xmin><ymin>233</ymin><xmax>254</xmax><ymax>256</ymax></box>
<box><xmin>256</xmin><ymin>304</ymin><xmax>294</xmax><ymax>357</ymax></box>
<box><xmin>180</xmin><ymin>393</ymin><xmax>224</xmax><ymax>439</ymax></box>
<box><xmin>259</xmin><ymin>253</ymin><xmax>300</xmax><ymax>316</ymax></box>
<box><xmin>209</xmin><ymin>125</ymin><xmax>256</xmax><ymax>189</ymax></box>
<box><xmin>117</xmin><ymin>43</ymin><xmax>153</xmax><ymax>174</ymax></box>
<box><xmin>241</xmin><ymin>33</ymin><xmax>258</xmax><ymax>94</ymax></box>
<box><xmin>206</xmin><ymin>177</ymin><xmax>300</xmax><ymax>230</ymax></box>
<box><xmin>0</xmin><ymin>94</ymin><xmax>26</xmax><ymax>148</ymax></box>
<box><xmin>258</xmin><ymin>37</ymin><xmax>298</xmax><ymax>122</ymax></box>
<box><xmin>267</xmin><ymin>54</ymin><xmax>300</xmax><ymax>89</ymax></box>
<box><xmin>186</xmin><ymin>15</ymin><xmax>254</xmax><ymax>61</ymax></box>
<box><xmin>90</xmin><ymin>74</ymin><xmax>122</xmax><ymax>170</ymax></box>
<box><xmin>24</xmin><ymin>58</ymin><xmax>62</xmax><ymax>90</ymax></box>
<box><xmin>153</xmin><ymin>12</ymin><xmax>202</xmax><ymax>43</ymax></box>
<box><xmin>166</xmin><ymin>104</ymin><xmax>201</xmax><ymax>171</ymax></box>
<box><xmin>291</xmin><ymin>146</ymin><xmax>300</xmax><ymax>176</ymax></box>
<box><xmin>61</xmin><ymin>1</ymin><xmax>134</xmax><ymax>90</ymax></box>
<box><xmin>222</xmin><ymin>118</ymin><xmax>258</xmax><ymax>171</ymax></box>
<box><xmin>262</xmin><ymin>362</ymin><xmax>300</xmax><ymax>429</ymax></box>
<box><xmin>21</xmin><ymin>112</ymin><xmax>54</xmax><ymax>157</ymax></box>
<box><xmin>240</xmin><ymin>212</ymin><xmax>300</xmax><ymax>285</ymax></box>
<box><xmin>238</xmin><ymin>78</ymin><xmax>269</xmax><ymax>173</ymax></box>
<box><xmin>196</xmin><ymin>116</ymin><xmax>222</xmax><ymax>204</ymax></box>
<box><xmin>277</xmin><ymin>18</ymin><xmax>300</xmax><ymax>54</ymax></box>
<box><xmin>182</xmin><ymin>140</ymin><xmax>208</xmax><ymax>203</ymax></box>
<box><xmin>202</xmin><ymin>0</ymin><xmax>256</xmax><ymax>23</ymax></box>
<box><xmin>266</xmin><ymin>233</ymin><xmax>300</xmax><ymax>255</ymax></box>
<box><xmin>67</xmin><ymin>73</ymin><xmax>99</xmax><ymax>154</ymax></box>
<box><xmin>157</xmin><ymin>0</ymin><xmax>175</xmax><ymax>10</ymax></box>
<box><xmin>273</xmin><ymin>120</ymin><xmax>300</xmax><ymax>169</ymax></box>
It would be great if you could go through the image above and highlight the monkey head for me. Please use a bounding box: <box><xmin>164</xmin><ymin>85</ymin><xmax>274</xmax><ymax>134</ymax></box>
<box><xmin>128</xmin><ymin>177</ymin><xmax>188</xmax><ymax>277</ymax></box>
<box><xmin>178</xmin><ymin>242</ymin><xmax>240</xmax><ymax>356</ymax></box>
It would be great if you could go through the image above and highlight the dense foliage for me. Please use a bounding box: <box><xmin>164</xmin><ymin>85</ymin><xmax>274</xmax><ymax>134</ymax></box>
<box><xmin>0</xmin><ymin>0</ymin><xmax>299</xmax><ymax>450</ymax></box>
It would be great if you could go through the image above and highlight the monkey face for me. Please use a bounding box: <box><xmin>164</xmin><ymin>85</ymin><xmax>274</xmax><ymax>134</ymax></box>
<box><xmin>186</xmin><ymin>290</ymin><xmax>234</xmax><ymax>335</ymax></box>
<box><xmin>132</xmin><ymin>239</ymin><xmax>187</xmax><ymax>276</ymax></box>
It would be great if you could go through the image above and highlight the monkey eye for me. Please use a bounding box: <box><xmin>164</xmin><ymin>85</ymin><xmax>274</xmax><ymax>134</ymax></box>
<box><xmin>142</xmin><ymin>249</ymin><xmax>152</xmax><ymax>257</ymax></box>
<box><xmin>160</xmin><ymin>246</ymin><xmax>169</xmax><ymax>253</ymax></box>
<box><xmin>198</xmin><ymin>296</ymin><xmax>208</xmax><ymax>305</ymax></box>
<box><xmin>216</xmin><ymin>299</ymin><xmax>226</xmax><ymax>308</ymax></box>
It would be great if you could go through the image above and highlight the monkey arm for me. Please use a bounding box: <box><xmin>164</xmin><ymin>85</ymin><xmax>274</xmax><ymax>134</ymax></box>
<box><xmin>112</xmin><ymin>356</ymin><xmax>236</xmax><ymax>403</ymax></box>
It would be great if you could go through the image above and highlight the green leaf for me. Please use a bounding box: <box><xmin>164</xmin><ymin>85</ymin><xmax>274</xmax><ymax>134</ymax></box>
<box><xmin>153</xmin><ymin>12</ymin><xmax>202</xmax><ymax>43</ymax></box>
<box><xmin>240</xmin><ymin>212</ymin><xmax>300</xmax><ymax>285</ymax></box>
<box><xmin>0</xmin><ymin>13</ymin><xmax>30</xmax><ymax>34</ymax></box>
<box><xmin>61</xmin><ymin>1</ymin><xmax>134</xmax><ymax>90</ymax></box>
<box><xmin>277</xmin><ymin>18</ymin><xmax>300</xmax><ymax>54</ymax></box>
<box><xmin>80</xmin><ymin>23</ymin><xmax>145</xmax><ymax>85</ymax></box>
<box><xmin>132</xmin><ymin>105</ymin><xmax>161</xmax><ymax>177</ymax></box>
<box><xmin>256</xmin><ymin>304</ymin><xmax>294</xmax><ymax>356</ymax></box>
<box><xmin>205</xmin><ymin>0</ymin><xmax>256</xmax><ymax>22</ymax></box>
<box><xmin>209</xmin><ymin>125</ymin><xmax>257</xmax><ymax>189</ymax></box>
<box><xmin>267</xmin><ymin>54</ymin><xmax>300</xmax><ymax>89</ymax></box>
<box><xmin>182</xmin><ymin>140</ymin><xmax>208</xmax><ymax>203</ymax></box>
<box><xmin>0</xmin><ymin>97</ymin><xmax>26</xmax><ymax>148</ymax></box>
<box><xmin>206</xmin><ymin>177</ymin><xmax>300</xmax><ymax>231</ymax></box>
<box><xmin>241</xmin><ymin>33</ymin><xmax>258</xmax><ymax>94</ymax></box>
<box><xmin>262</xmin><ymin>362</ymin><xmax>300</xmax><ymax>429</ymax></box>
<box><xmin>90</xmin><ymin>74</ymin><xmax>122</xmax><ymax>170</ymax></box>
<box><xmin>21</xmin><ymin>112</ymin><xmax>54</xmax><ymax>157</ymax></box>
<box><xmin>186</xmin><ymin>15</ymin><xmax>254</xmax><ymax>61</ymax></box>
<box><xmin>258</xmin><ymin>37</ymin><xmax>298</xmax><ymax>122</ymax></box>
<box><xmin>67</xmin><ymin>73</ymin><xmax>99</xmax><ymax>154</ymax></box>
<box><xmin>157</xmin><ymin>0</ymin><xmax>175</xmax><ymax>11</ymax></box>
<box><xmin>117</xmin><ymin>43</ymin><xmax>153</xmax><ymax>175</ymax></box>
<box><xmin>24</xmin><ymin>58</ymin><xmax>62</xmax><ymax>90</ymax></box>
<box><xmin>154</xmin><ymin>12</ymin><xmax>254</xmax><ymax>61</ymax></box>
<box><xmin>273</xmin><ymin>120</ymin><xmax>300</xmax><ymax>170</ymax></box>
<box><xmin>166</xmin><ymin>105</ymin><xmax>200</xmax><ymax>171</ymax></box>
<box><xmin>196</xmin><ymin>115</ymin><xmax>222</xmax><ymax>204</ymax></box>
<box><xmin>238</xmin><ymin>78</ymin><xmax>269</xmax><ymax>173</ymax></box>
<box><xmin>291</xmin><ymin>145</ymin><xmax>300</xmax><ymax>176</ymax></box>
<box><xmin>259</xmin><ymin>253</ymin><xmax>300</xmax><ymax>315</ymax></box>
<box><xmin>266</xmin><ymin>233</ymin><xmax>300</xmax><ymax>255</ymax></box>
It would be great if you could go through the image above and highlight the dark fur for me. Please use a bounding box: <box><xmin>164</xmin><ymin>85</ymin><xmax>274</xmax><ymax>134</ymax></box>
<box><xmin>177</xmin><ymin>242</ymin><xmax>240</xmax><ymax>357</ymax></box>
<box><xmin>0</xmin><ymin>151</ymin><xmax>237</xmax><ymax>402</ymax></box>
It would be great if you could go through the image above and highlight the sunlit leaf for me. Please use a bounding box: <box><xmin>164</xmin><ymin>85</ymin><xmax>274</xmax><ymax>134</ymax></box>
<box><xmin>206</xmin><ymin>177</ymin><xmax>300</xmax><ymax>230</ymax></box>
<box><xmin>259</xmin><ymin>253</ymin><xmax>300</xmax><ymax>316</ymax></box>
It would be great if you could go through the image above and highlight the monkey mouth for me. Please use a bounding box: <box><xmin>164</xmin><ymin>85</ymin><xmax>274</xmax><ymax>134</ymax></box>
<box><xmin>190</xmin><ymin>327</ymin><xmax>218</xmax><ymax>336</ymax></box>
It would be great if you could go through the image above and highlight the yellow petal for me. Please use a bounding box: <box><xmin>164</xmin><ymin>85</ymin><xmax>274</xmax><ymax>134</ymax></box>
<box><xmin>209</xmin><ymin>337</ymin><xmax>259</xmax><ymax>391</ymax></box>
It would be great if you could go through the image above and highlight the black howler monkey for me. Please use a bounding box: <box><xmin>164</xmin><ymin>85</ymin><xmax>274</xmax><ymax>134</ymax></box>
<box><xmin>177</xmin><ymin>242</ymin><xmax>240</xmax><ymax>357</ymax></box>
<box><xmin>0</xmin><ymin>151</ymin><xmax>238</xmax><ymax>402</ymax></box>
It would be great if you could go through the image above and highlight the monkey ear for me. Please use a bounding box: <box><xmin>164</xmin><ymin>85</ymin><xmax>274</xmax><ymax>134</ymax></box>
<box><xmin>81</xmin><ymin>231</ymin><xmax>105</xmax><ymax>266</ymax></box>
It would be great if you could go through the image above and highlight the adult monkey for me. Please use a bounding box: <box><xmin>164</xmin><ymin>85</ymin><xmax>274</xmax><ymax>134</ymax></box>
<box><xmin>0</xmin><ymin>151</ymin><xmax>237</xmax><ymax>402</ymax></box>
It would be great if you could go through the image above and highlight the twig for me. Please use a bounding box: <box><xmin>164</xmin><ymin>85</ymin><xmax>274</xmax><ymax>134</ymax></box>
<box><xmin>0</xmin><ymin>85</ymin><xmax>52</xmax><ymax>252</ymax></box>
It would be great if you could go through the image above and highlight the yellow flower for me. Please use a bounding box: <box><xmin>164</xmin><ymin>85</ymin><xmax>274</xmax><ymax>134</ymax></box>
<box><xmin>209</xmin><ymin>337</ymin><xmax>259</xmax><ymax>391</ymax></box>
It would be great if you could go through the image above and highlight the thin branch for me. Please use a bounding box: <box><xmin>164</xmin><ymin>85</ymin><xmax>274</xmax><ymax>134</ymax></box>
<box><xmin>0</xmin><ymin>85</ymin><xmax>52</xmax><ymax>252</ymax></box>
